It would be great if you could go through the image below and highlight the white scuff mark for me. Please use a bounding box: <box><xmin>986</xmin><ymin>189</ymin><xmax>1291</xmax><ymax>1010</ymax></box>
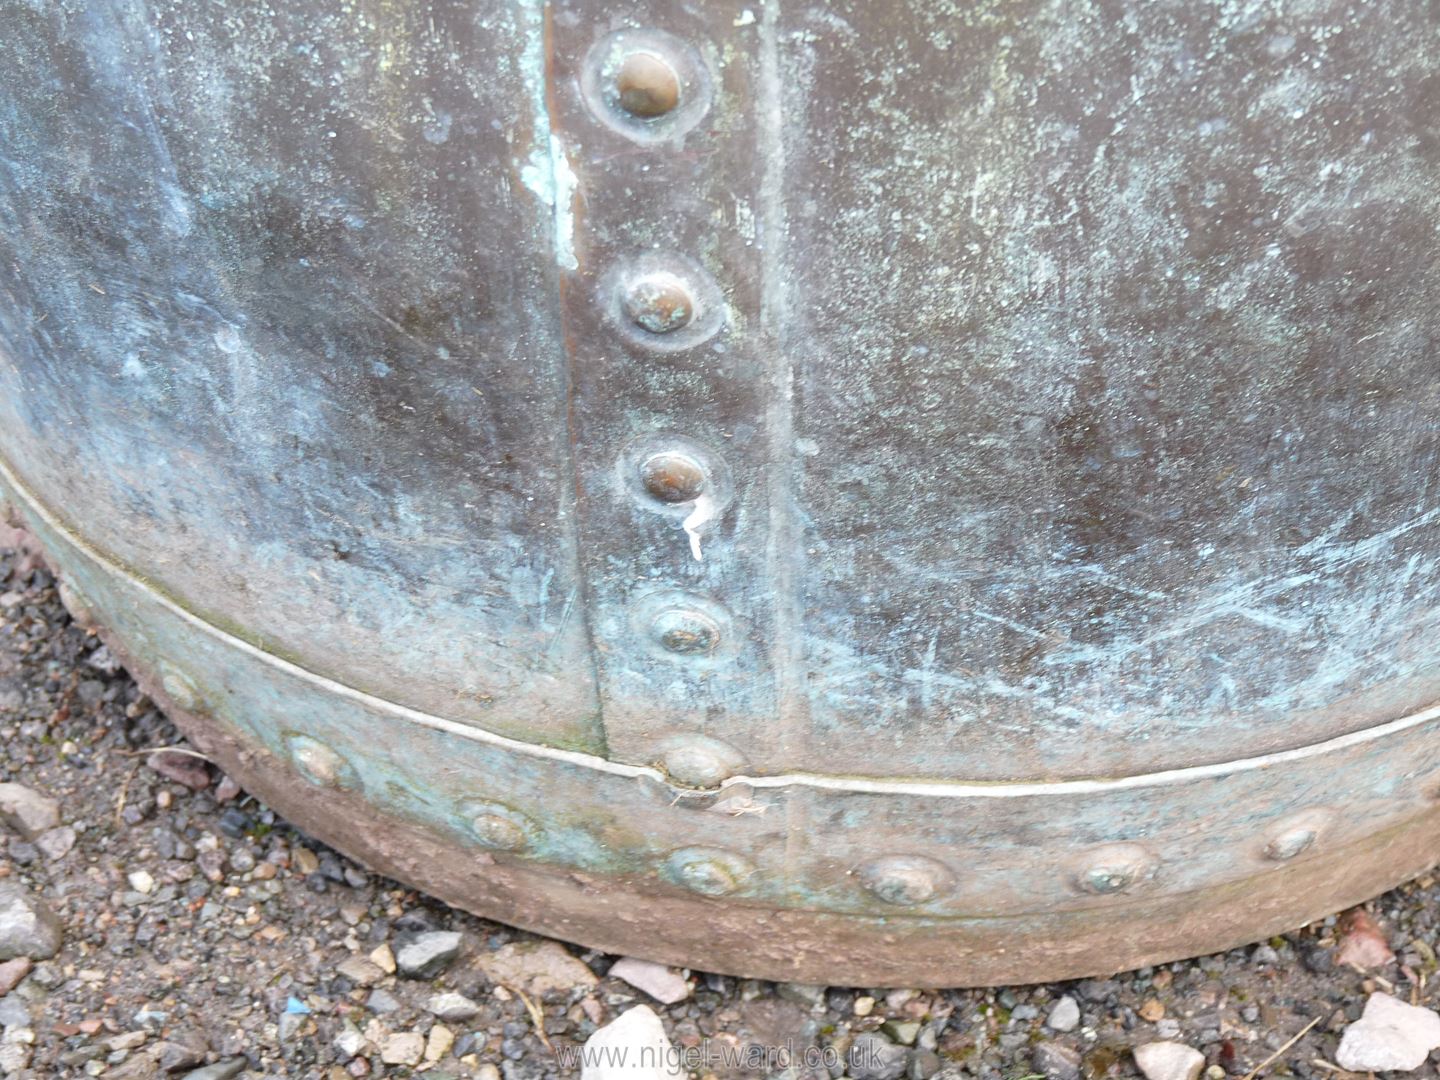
<box><xmin>733</xmin><ymin>9</ymin><xmax>756</xmax><ymax>26</ymax></box>
<box><xmin>519</xmin><ymin>137</ymin><xmax>579</xmax><ymax>272</ymax></box>
<box><xmin>682</xmin><ymin>492</ymin><xmax>717</xmax><ymax>561</ymax></box>
<box><xmin>515</xmin><ymin>0</ymin><xmax>578</xmax><ymax>270</ymax></box>
<box><xmin>549</xmin><ymin>137</ymin><xmax>579</xmax><ymax>270</ymax></box>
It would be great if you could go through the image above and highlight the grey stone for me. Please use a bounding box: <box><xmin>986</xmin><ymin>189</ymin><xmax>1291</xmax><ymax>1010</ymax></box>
<box><xmin>0</xmin><ymin>784</ymin><xmax>59</xmax><ymax>841</ymax></box>
<box><xmin>426</xmin><ymin>991</ymin><xmax>482</xmax><ymax>1022</ymax></box>
<box><xmin>1078</xmin><ymin>979</ymin><xmax>1118</xmax><ymax>1003</ymax></box>
<box><xmin>1134</xmin><ymin>1042</ymin><xmax>1205</xmax><ymax>1080</ymax></box>
<box><xmin>277</xmin><ymin>1011</ymin><xmax>306</xmax><ymax>1041</ymax></box>
<box><xmin>27</xmin><ymin>963</ymin><xmax>59</xmax><ymax>990</ymax></box>
<box><xmin>849</xmin><ymin>1033</ymin><xmax>908</xmax><ymax>1080</ymax></box>
<box><xmin>909</xmin><ymin>1049</ymin><xmax>942</xmax><ymax>1080</ymax></box>
<box><xmin>367</xmin><ymin>988</ymin><xmax>402</xmax><ymax>1013</ymax></box>
<box><xmin>155</xmin><ymin>1037</ymin><xmax>207</xmax><ymax>1073</ymax></box>
<box><xmin>0</xmin><ymin>883</ymin><xmax>61</xmax><ymax>960</ymax></box>
<box><xmin>85</xmin><ymin>645</ymin><xmax>123</xmax><ymax>675</ymax></box>
<box><xmin>882</xmin><ymin>1020</ymin><xmax>922</xmax><ymax>1046</ymax></box>
<box><xmin>181</xmin><ymin>1060</ymin><xmax>247</xmax><ymax>1080</ymax></box>
<box><xmin>35</xmin><ymin>825</ymin><xmax>75</xmax><ymax>861</ymax></box>
<box><xmin>394</xmin><ymin>930</ymin><xmax>463</xmax><ymax>977</ymax></box>
<box><xmin>1336</xmin><ymin>992</ymin><xmax>1440</xmax><ymax>1073</ymax></box>
<box><xmin>0</xmin><ymin>998</ymin><xmax>28</xmax><ymax>1029</ymax></box>
<box><xmin>1034</xmin><ymin>1042</ymin><xmax>1082</xmax><ymax>1080</ymax></box>
<box><xmin>1250</xmin><ymin>944</ymin><xmax>1280</xmax><ymax>966</ymax></box>
<box><xmin>777</xmin><ymin>983</ymin><xmax>828</xmax><ymax>1009</ymax></box>
<box><xmin>1046</xmin><ymin>996</ymin><xmax>1081</xmax><ymax>1033</ymax></box>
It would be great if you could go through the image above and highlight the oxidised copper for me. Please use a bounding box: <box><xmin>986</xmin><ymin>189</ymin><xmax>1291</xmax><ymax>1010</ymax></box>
<box><xmin>3</xmin><ymin>0</ymin><xmax>1440</xmax><ymax>986</ymax></box>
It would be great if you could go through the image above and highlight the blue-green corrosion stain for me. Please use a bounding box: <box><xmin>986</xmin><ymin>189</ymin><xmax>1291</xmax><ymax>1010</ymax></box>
<box><xmin>516</xmin><ymin>0</ymin><xmax>578</xmax><ymax>271</ymax></box>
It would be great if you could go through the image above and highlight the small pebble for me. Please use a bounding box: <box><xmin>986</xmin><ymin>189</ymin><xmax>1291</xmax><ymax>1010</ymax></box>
<box><xmin>127</xmin><ymin>870</ymin><xmax>155</xmax><ymax>895</ymax></box>
<box><xmin>0</xmin><ymin>783</ymin><xmax>60</xmax><ymax>840</ymax></box>
<box><xmin>427</xmin><ymin>992</ymin><xmax>481</xmax><ymax>1022</ymax></box>
<box><xmin>394</xmin><ymin>930</ymin><xmax>462</xmax><ymax>978</ymax></box>
<box><xmin>580</xmin><ymin>1005</ymin><xmax>683</xmax><ymax>1080</ymax></box>
<box><xmin>1047</xmin><ymin>996</ymin><xmax>1081</xmax><ymax>1033</ymax></box>
<box><xmin>1336</xmin><ymin>992</ymin><xmax>1440</xmax><ymax>1072</ymax></box>
<box><xmin>379</xmin><ymin>1031</ymin><xmax>425</xmax><ymax>1066</ymax></box>
<box><xmin>1134</xmin><ymin>1041</ymin><xmax>1205</xmax><ymax>1080</ymax></box>
<box><xmin>0</xmin><ymin>882</ymin><xmax>61</xmax><ymax>960</ymax></box>
<box><xmin>609</xmin><ymin>957</ymin><xmax>691</xmax><ymax>1005</ymax></box>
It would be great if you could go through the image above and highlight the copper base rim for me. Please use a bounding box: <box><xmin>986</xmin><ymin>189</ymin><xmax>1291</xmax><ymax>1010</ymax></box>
<box><xmin>144</xmin><ymin>674</ymin><xmax>1440</xmax><ymax>986</ymax></box>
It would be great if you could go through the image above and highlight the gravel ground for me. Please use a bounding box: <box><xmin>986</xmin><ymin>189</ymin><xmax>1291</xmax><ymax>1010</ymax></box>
<box><xmin>3</xmin><ymin>540</ymin><xmax>1440</xmax><ymax>1080</ymax></box>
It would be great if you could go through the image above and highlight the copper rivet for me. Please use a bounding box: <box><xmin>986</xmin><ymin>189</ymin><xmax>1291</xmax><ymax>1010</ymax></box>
<box><xmin>289</xmin><ymin>735</ymin><xmax>350</xmax><ymax>789</ymax></box>
<box><xmin>159</xmin><ymin>664</ymin><xmax>200</xmax><ymax>711</ymax></box>
<box><xmin>616</xmin><ymin>51</ymin><xmax>681</xmax><ymax>117</ymax></box>
<box><xmin>640</xmin><ymin>451</ymin><xmax>706</xmax><ymax>503</ymax></box>
<box><xmin>859</xmin><ymin>855</ymin><xmax>953</xmax><ymax>906</ymax></box>
<box><xmin>468</xmin><ymin>804</ymin><xmax>534</xmax><ymax>852</ymax></box>
<box><xmin>652</xmin><ymin>607</ymin><xmax>722</xmax><ymax>655</ymax></box>
<box><xmin>1264</xmin><ymin>826</ymin><xmax>1317</xmax><ymax>861</ymax></box>
<box><xmin>623</xmin><ymin>271</ymin><xmax>695</xmax><ymax>334</ymax></box>
<box><xmin>665</xmin><ymin>847</ymin><xmax>751</xmax><ymax>896</ymax></box>
<box><xmin>1074</xmin><ymin>844</ymin><xmax>1155</xmax><ymax>895</ymax></box>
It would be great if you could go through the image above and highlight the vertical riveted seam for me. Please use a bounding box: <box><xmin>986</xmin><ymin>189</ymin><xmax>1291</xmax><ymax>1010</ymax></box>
<box><xmin>516</xmin><ymin>0</ymin><xmax>609</xmax><ymax>757</ymax></box>
<box><xmin>757</xmin><ymin>0</ymin><xmax>810</xmax><ymax>867</ymax></box>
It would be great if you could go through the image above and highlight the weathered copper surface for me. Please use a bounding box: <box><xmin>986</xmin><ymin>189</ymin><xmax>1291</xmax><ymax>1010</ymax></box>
<box><xmin>4</xmin><ymin>0</ymin><xmax>1440</xmax><ymax>985</ymax></box>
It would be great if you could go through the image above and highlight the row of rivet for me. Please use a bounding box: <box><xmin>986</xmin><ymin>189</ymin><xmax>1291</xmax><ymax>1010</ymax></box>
<box><xmin>280</xmin><ymin>732</ymin><xmax>1330</xmax><ymax>905</ymax></box>
<box><xmin>588</xmin><ymin>28</ymin><xmax>743</xmax><ymax>788</ymax></box>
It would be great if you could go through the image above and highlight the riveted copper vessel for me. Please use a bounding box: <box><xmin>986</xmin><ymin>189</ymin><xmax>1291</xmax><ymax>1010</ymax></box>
<box><xmin>4</xmin><ymin>1</ymin><xmax>1440</xmax><ymax>986</ymax></box>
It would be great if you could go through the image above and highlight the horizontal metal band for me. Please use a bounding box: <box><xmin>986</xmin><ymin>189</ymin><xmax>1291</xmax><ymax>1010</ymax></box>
<box><xmin>4</xmin><ymin>451</ymin><xmax>1439</xmax><ymax>799</ymax></box>
<box><xmin>9</xmin><ymin>450</ymin><xmax>1440</xmax><ymax>924</ymax></box>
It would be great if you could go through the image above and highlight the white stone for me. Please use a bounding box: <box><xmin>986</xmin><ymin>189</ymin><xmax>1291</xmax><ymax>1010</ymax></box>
<box><xmin>1047</xmin><ymin>995</ymin><xmax>1081</xmax><ymax>1033</ymax></box>
<box><xmin>380</xmin><ymin>1031</ymin><xmax>425</xmax><ymax>1066</ymax></box>
<box><xmin>581</xmin><ymin>1005</ymin><xmax>685</xmax><ymax>1080</ymax></box>
<box><xmin>333</xmin><ymin>1020</ymin><xmax>368</xmax><ymax>1060</ymax></box>
<box><xmin>608</xmin><ymin>957</ymin><xmax>691</xmax><ymax>1005</ymax></box>
<box><xmin>127</xmin><ymin>870</ymin><xmax>154</xmax><ymax>894</ymax></box>
<box><xmin>1336</xmin><ymin>992</ymin><xmax>1440</xmax><ymax>1073</ymax></box>
<box><xmin>1133</xmin><ymin>1041</ymin><xmax>1205</xmax><ymax>1080</ymax></box>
